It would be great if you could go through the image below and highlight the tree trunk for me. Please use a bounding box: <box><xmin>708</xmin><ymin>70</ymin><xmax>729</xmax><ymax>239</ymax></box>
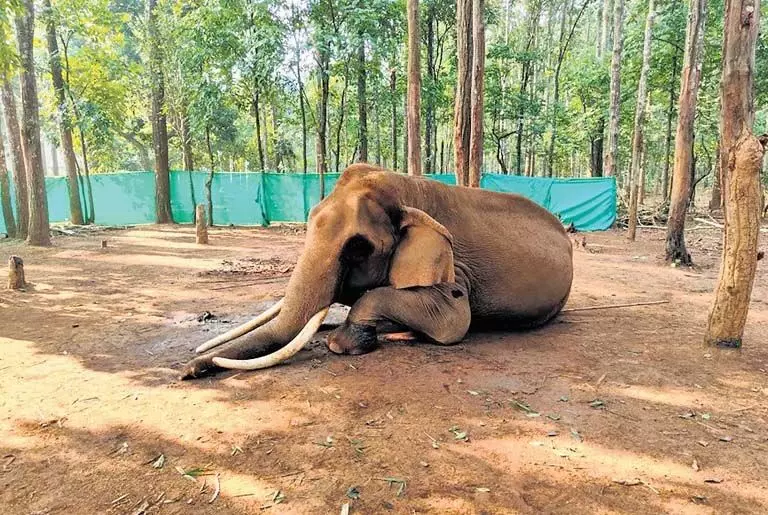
<box><xmin>590</xmin><ymin>119</ymin><xmax>604</xmax><ymax>177</ymax></box>
<box><xmin>705</xmin><ymin>0</ymin><xmax>762</xmax><ymax>348</ymax></box>
<box><xmin>50</xmin><ymin>143</ymin><xmax>59</xmax><ymax>176</ymax></box>
<box><xmin>357</xmin><ymin>40</ymin><xmax>368</xmax><ymax>163</ymax></box>
<box><xmin>390</xmin><ymin>68</ymin><xmax>398</xmax><ymax>171</ymax></box>
<box><xmin>180</xmin><ymin>113</ymin><xmax>194</xmax><ymax>171</ymax></box>
<box><xmin>627</xmin><ymin>0</ymin><xmax>655</xmax><ymax>241</ymax></box>
<box><xmin>317</xmin><ymin>50</ymin><xmax>329</xmax><ymax>197</ymax></box>
<box><xmin>16</xmin><ymin>0</ymin><xmax>51</xmax><ymax>246</ymax></box>
<box><xmin>467</xmin><ymin>0</ymin><xmax>485</xmax><ymax>187</ymax></box>
<box><xmin>600</xmin><ymin>0</ymin><xmax>612</xmax><ymax>53</ymax></box>
<box><xmin>251</xmin><ymin>90</ymin><xmax>265</xmax><ymax>172</ymax></box>
<box><xmin>205</xmin><ymin>126</ymin><xmax>215</xmax><ymax>226</ymax></box>
<box><xmin>7</xmin><ymin>256</ymin><xmax>25</xmax><ymax>290</ymax></box>
<box><xmin>665</xmin><ymin>0</ymin><xmax>707</xmax><ymax>264</ymax></box>
<box><xmin>295</xmin><ymin>45</ymin><xmax>308</xmax><ymax>174</ymax></box>
<box><xmin>374</xmin><ymin>102</ymin><xmax>382</xmax><ymax>165</ymax></box>
<box><xmin>604</xmin><ymin>0</ymin><xmax>624</xmax><ymax>178</ymax></box>
<box><xmin>425</xmin><ymin>4</ymin><xmax>435</xmax><ymax>175</ymax></box>
<box><xmin>453</xmin><ymin>0</ymin><xmax>472</xmax><ymax>185</ymax></box>
<box><xmin>2</xmin><ymin>80</ymin><xmax>29</xmax><ymax>240</ymax></box>
<box><xmin>0</xmin><ymin>127</ymin><xmax>16</xmax><ymax>237</ymax></box>
<box><xmin>75</xmin><ymin>121</ymin><xmax>95</xmax><ymax>224</ymax></box>
<box><xmin>334</xmin><ymin>65</ymin><xmax>350</xmax><ymax>174</ymax></box>
<box><xmin>406</xmin><ymin>0</ymin><xmax>422</xmax><ymax>176</ymax></box>
<box><xmin>709</xmin><ymin>142</ymin><xmax>722</xmax><ymax>211</ymax></box>
<box><xmin>195</xmin><ymin>203</ymin><xmax>208</xmax><ymax>244</ymax></box>
<box><xmin>148</xmin><ymin>0</ymin><xmax>172</xmax><ymax>224</ymax></box>
<box><xmin>43</xmin><ymin>0</ymin><xmax>83</xmax><ymax>225</ymax></box>
<box><xmin>662</xmin><ymin>51</ymin><xmax>679</xmax><ymax>200</ymax></box>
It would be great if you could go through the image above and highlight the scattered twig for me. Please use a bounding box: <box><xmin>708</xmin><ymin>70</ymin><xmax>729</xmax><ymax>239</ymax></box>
<box><xmin>209</xmin><ymin>473</ymin><xmax>220</xmax><ymax>504</ymax></box>
<box><xmin>562</xmin><ymin>300</ymin><xmax>670</xmax><ymax>313</ymax></box>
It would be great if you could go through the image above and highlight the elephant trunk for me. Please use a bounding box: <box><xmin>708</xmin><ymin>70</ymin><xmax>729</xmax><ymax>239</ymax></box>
<box><xmin>182</xmin><ymin>245</ymin><xmax>341</xmax><ymax>378</ymax></box>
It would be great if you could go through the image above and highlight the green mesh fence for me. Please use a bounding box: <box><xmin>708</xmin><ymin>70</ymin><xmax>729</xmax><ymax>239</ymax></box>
<box><xmin>0</xmin><ymin>170</ymin><xmax>616</xmax><ymax>234</ymax></box>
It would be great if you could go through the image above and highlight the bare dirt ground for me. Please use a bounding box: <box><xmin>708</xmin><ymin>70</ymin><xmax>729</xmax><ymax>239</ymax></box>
<box><xmin>1</xmin><ymin>223</ymin><xmax>767</xmax><ymax>514</ymax></box>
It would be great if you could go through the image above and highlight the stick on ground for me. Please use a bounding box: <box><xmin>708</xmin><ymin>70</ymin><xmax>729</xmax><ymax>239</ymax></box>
<box><xmin>562</xmin><ymin>300</ymin><xmax>670</xmax><ymax>313</ymax></box>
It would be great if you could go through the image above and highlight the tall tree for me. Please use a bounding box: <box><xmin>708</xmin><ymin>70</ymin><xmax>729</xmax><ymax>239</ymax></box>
<box><xmin>43</xmin><ymin>0</ymin><xmax>83</xmax><ymax>225</ymax></box>
<box><xmin>390</xmin><ymin>68</ymin><xmax>398</xmax><ymax>170</ymax></box>
<box><xmin>16</xmin><ymin>0</ymin><xmax>51</xmax><ymax>245</ymax></box>
<box><xmin>705</xmin><ymin>0</ymin><xmax>763</xmax><ymax>348</ymax></box>
<box><xmin>665</xmin><ymin>0</ymin><xmax>707</xmax><ymax>264</ymax></box>
<box><xmin>467</xmin><ymin>0</ymin><xmax>484</xmax><ymax>186</ymax></box>
<box><xmin>453</xmin><ymin>0</ymin><xmax>472</xmax><ymax>185</ymax></box>
<box><xmin>148</xmin><ymin>0</ymin><xmax>172</xmax><ymax>224</ymax></box>
<box><xmin>603</xmin><ymin>0</ymin><xmax>624</xmax><ymax>178</ymax></box>
<box><xmin>627</xmin><ymin>0</ymin><xmax>655</xmax><ymax>241</ymax></box>
<box><xmin>1</xmin><ymin>80</ymin><xmax>27</xmax><ymax>239</ymax></box>
<box><xmin>0</xmin><ymin>120</ymin><xmax>16</xmax><ymax>237</ymax></box>
<box><xmin>406</xmin><ymin>0</ymin><xmax>422</xmax><ymax>176</ymax></box>
<box><xmin>545</xmin><ymin>0</ymin><xmax>590</xmax><ymax>178</ymax></box>
<box><xmin>661</xmin><ymin>50</ymin><xmax>680</xmax><ymax>200</ymax></box>
<box><xmin>357</xmin><ymin>39</ymin><xmax>368</xmax><ymax>162</ymax></box>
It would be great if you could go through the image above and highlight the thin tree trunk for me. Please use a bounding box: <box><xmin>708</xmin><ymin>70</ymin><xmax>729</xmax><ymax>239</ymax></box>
<box><xmin>72</xmin><ymin>113</ymin><xmax>95</xmax><ymax>224</ymax></box>
<box><xmin>454</xmin><ymin>0</ymin><xmax>472</xmax><ymax>185</ymax></box>
<box><xmin>357</xmin><ymin>40</ymin><xmax>368</xmax><ymax>163</ymax></box>
<box><xmin>600</xmin><ymin>0</ymin><xmax>612</xmax><ymax>53</ymax></box>
<box><xmin>295</xmin><ymin>43</ymin><xmax>308</xmax><ymax>174</ymax></box>
<box><xmin>406</xmin><ymin>0</ymin><xmax>422</xmax><ymax>176</ymax></box>
<box><xmin>374</xmin><ymin>102</ymin><xmax>382</xmax><ymax>165</ymax></box>
<box><xmin>16</xmin><ymin>0</ymin><xmax>51</xmax><ymax>246</ymax></box>
<box><xmin>665</xmin><ymin>0</ymin><xmax>707</xmax><ymax>264</ymax></box>
<box><xmin>467</xmin><ymin>0</ymin><xmax>485</xmax><ymax>187</ymax></box>
<box><xmin>706</xmin><ymin>0</ymin><xmax>762</xmax><ymax>349</ymax></box>
<box><xmin>148</xmin><ymin>0</ymin><xmax>172</xmax><ymax>224</ymax></box>
<box><xmin>709</xmin><ymin>142</ymin><xmax>722</xmax><ymax>211</ymax></box>
<box><xmin>662</xmin><ymin>52</ymin><xmax>679</xmax><ymax>200</ymax></box>
<box><xmin>425</xmin><ymin>3</ymin><xmax>435</xmax><ymax>174</ymax></box>
<box><xmin>205</xmin><ymin>125</ymin><xmax>215</xmax><ymax>226</ymax></box>
<box><xmin>251</xmin><ymin>90</ymin><xmax>265</xmax><ymax>172</ymax></box>
<box><xmin>334</xmin><ymin>64</ymin><xmax>350</xmax><ymax>174</ymax></box>
<box><xmin>1</xmin><ymin>79</ymin><xmax>28</xmax><ymax>239</ymax></box>
<box><xmin>181</xmin><ymin>112</ymin><xmax>194</xmax><ymax>171</ymax></box>
<box><xmin>390</xmin><ymin>68</ymin><xmax>398</xmax><ymax>171</ymax></box>
<box><xmin>43</xmin><ymin>0</ymin><xmax>82</xmax><ymax>225</ymax></box>
<box><xmin>627</xmin><ymin>0</ymin><xmax>655</xmax><ymax>241</ymax></box>
<box><xmin>0</xmin><ymin>124</ymin><xmax>16</xmax><ymax>237</ymax></box>
<box><xmin>50</xmin><ymin>143</ymin><xmax>59</xmax><ymax>177</ymax></box>
<box><xmin>317</xmin><ymin>49</ymin><xmax>329</xmax><ymax>197</ymax></box>
<box><xmin>604</xmin><ymin>0</ymin><xmax>624</xmax><ymax>178</ymax></box>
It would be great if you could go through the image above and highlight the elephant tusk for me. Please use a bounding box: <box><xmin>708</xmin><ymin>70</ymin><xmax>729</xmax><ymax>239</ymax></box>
<box><xmin>195</xmin><ymin>299</ymin><xmax>283</xmax><ymax>353</ymax></box>
<box><xmin>212</xmin><ymin>307</ymin><xmax>329</xmax><ymax>370</ymax></box>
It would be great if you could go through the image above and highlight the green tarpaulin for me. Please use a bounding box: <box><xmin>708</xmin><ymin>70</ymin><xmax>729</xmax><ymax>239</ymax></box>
<box><xmin>0</xmin><ymin>171</ymin><xmax>616</xmax><ymax>234</ymax></box>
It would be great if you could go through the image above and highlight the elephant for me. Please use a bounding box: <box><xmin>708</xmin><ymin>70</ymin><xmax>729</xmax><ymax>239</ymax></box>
<box><xmin>181</xmin><ymin>163</ymin><xmax>573</xmax><ymax>379</ymax></box>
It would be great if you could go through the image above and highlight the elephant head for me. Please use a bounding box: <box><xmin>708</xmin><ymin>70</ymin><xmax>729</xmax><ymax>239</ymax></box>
<box><xmin>181</xmin><ymin>165</ymin><xmax>450</xmax><ymax>378</ymax></box>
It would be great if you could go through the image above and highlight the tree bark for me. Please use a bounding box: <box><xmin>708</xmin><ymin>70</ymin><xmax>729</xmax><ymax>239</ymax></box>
<box><xmin>195</xmin><ymin>203</ymin><xmax>208</xmax><ymax>244</ymax></box>
<box><xmin>600</xmin><ymin>0</ymin><xmax>612</xmax><ymax>53</ymax></box>
<box><xmin>516</xmin><ymin>1</ymin><xmax>539</xmax><ymax>176</ymax></box>
<box><xmin>705</xmin><ymin>0</ymin><xmax>762</xmax><ymax>348</ymax></box>
<box><xmin>390</xmin><ymin>68</ymin><xmax>398</xmax><ymax>171</ymax></box>
<box><xmin>627</xmin><ymin>0</ymin><xmax>655</xmax><ymax>241</ymax></box>
<box><xmin>0</xmin><ymin>126</ymin><xmax>16</xmax><ymax>237</ymax></box>
<box><xmin>665</xmin><ymin>0</ymin><xmax>707</xmax><ymax>264</ymax></box>
<box><xmin>317</xmin><ymin>49</ymin><xmax>329</xmax><ymax>197</ymax></box>
<box><xmin>709</xmin><ymin>142</ymin><xmax>722</xmax><ymax>211</ymax></box>
<box><xmin>453</xmin><ymin>0</ymin><xmax>472</xmax><ymax>185</ymax></box>
<box><xmin>2</xmin><ymin>80</ymin><xmax>29</xmax><ymax>240</ymax></box>
<box><xmin>604</xmin><ymin>0</ymin><xmax>624</xmax><ymax>178</ymax></box>
<box><xmin>180</xmin><ymin>113</ymin><xmax>194</xmax><ymax>171</ymax></box>
<box><xmin>406</xmin><ymin>0</ymin><xmax>422</xmax><ymax>176</ymax></box>
<box><xmin>205</xmin><ymin>125</ymin><xmax>215</xmax><ymax>226</ymax></box>
<box><xmin>357</xmin><ymin>40</ymin><xmax>368</xmax><ymax>163</ymax></box>
<box><xmin>7</xmin><ymin>256</ymin><xmax>25</xmax><ymax>289</ymax></box>
<box><xmin>43</xmin><ymin>0</ymin><xmax>83</xmax><ymax>225</ymax></box>
<box><xmin>662</xmin><ymin>51</ymin><xmax>679</xmax><ymax>200</ymax></box>
<box><xmin>334</xmin><ymin>64</ymin><xmax>350</xmax><ymax>174</ymax></box>
<box><xmin>425</xmin><ymin>4</ymin><xmax>435</xmax><ymax>174</ymax></box>
<box><xmin>251</xmin><ymin>90</ymin><xmax>265</xmax><ymax>171</ymax></box>
<box><xmin>468</xmin><ymin>0</ymin><xmax>485</xmax><ymax>187</ymax></box>
<box><xmin>148</xmin><ymin>0</ymin><xmax>172</xmax><ymax>224</ymax></box>
<box><xmin>16</xmin><ymin>0</ymin><xmax>51</xmax><ymax>246</ymax></box>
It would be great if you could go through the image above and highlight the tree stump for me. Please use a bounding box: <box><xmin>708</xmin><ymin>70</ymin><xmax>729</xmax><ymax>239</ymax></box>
<box><xmin>705</xmin><ymin>134</ymin><xmax>765</xmax><ymax>348</ymax></box>
<box><xmin>196</xmin><ymin>204</ymin><xmax>208</xmax><ymax>244</ymax></box>
<box><xmin>7</xmin><ymin>256</ymin><xmax>25</xmax><ymax>290</ymax></box>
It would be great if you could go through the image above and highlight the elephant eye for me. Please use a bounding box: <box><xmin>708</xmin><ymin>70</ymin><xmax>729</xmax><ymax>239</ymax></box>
<box><xmin>341</xmin><ymin>234</ymin><xmax>375</xmax><ymax>265</ymax></box>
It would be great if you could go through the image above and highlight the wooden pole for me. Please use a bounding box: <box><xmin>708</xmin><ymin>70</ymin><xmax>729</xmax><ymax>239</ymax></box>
<box><xmin>8</xmin><ymin>256</ymin><xmax>25</xmax><ymax>290</ymax></box>
<box><xmin>196</xmin><ymin>204</ymin><xmax>208</xmax><ymax>244</ymax></box>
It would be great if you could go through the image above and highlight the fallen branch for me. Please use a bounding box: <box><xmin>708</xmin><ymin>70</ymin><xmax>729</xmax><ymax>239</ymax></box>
<box><xmin>209</xmin><ymin>473</ymin><xmax>220</xmax><ymax>504</ymax></box>
<box><xmin>562</xmin><ymin>300</ymin><xmax>670</xmax><ymax>313</ymax></box>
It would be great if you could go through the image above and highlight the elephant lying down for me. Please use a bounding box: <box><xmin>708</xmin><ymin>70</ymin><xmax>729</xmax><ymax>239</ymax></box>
<box><xmin>181</xmin><ymin>163</ymin><xmax>573</xmax><ymax>379</ymax></box>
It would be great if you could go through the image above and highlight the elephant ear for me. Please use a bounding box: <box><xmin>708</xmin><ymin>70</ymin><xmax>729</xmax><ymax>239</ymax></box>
<box><xmin>398</xmin><ymin>207</ymin><xmax>453</xmax><ymax>247</ymax></box>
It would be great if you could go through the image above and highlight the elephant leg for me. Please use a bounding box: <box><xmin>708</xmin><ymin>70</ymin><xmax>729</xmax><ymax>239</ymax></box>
<box><xmin>326</xmin><ymin>281</ymin><xmax>471</xmax><ymax>355</ymax></box>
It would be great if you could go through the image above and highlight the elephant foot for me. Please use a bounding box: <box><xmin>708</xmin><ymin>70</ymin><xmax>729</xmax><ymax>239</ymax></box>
<box><xmin>326</xmin><ymin>323</ymin><xmax>378</xmax><ymax>355</ymax></box>
<box><xmin>180</xmin><ymin>356</ymin><xmax>218</xmax><ymax>380</ymax></box>
<box><xmin>379</xmin><ymin>331</ymin><xmax>418</xmax><ymax>342</ymax></box>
